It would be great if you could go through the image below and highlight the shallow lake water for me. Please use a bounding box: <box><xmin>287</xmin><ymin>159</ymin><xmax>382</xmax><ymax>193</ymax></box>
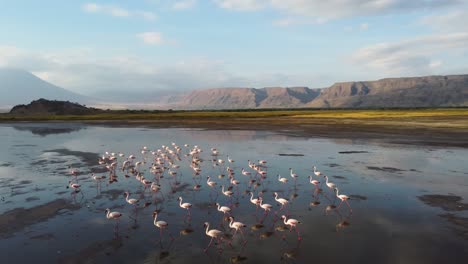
<box><xmin>0</xmin><ymin>123</ymin><xmax>468</xmax><ymax>264</ymax></box>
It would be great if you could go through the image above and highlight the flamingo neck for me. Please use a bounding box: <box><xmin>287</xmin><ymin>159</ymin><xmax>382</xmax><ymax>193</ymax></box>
<box><xmin>335</xmin><ymin>188</ymin><xmax>339</xmax><ymax>196</ymax></box>
<box><xmin>283</xmin><ymin>217</ymin><xmax>287</xmax><ymax>225</ymax></box>
<box><xmin>153</xmin><ymin>214</ymin><xmax>158</xmax><ymax>224</ymax></box>
<box><xmin>326</xmin><ymin>176</ymin><xmax>329</xmax><ymax>184</ymax></box>
<box><xmin>205</xmin><ymin>223</ymin><xmax>210</xmax><ymax>235</ymax></box>
<box><xmin>106</xmin><ymin>210</ymin><xmax>110</xmax><ymax>218</ymax></box>
<box><xmin>179</xmin><ymin>198</ymin><xmax>183</xmax><ymax>206</ymax></box>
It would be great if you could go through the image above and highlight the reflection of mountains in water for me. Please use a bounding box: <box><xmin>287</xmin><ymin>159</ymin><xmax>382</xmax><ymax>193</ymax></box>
<box><xmin>180</xmin><ymin>129</ymin><xmax>300</xmax><ymax>142</ymax></box>
<box><xmin>12</xmin><ymin>123</ymin><xmax>84</xmax><ymax>136</ymax></box>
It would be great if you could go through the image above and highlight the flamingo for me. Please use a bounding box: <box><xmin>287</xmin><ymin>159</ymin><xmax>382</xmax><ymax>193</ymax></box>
<box><xmin>152</xmin><ymin>211</ymin><xmax>173</xmax><ymax>241</ymax></box>
<box><xmin>313</xmin><ymin>166</ymin><xmax>322</xmax><ymax>177</ymax></box>
<box><xmin>274</xmin><ymin>192</ymin><xmax>289</xmax><ymax>212</ymax></box>
<box><xmin>68</xmin><ymin>181</ymin><xmax>81</xmax><ymax>191</ymax></box>
<box><xmin>227</xmin><ymin>156</ymin><xmax>235</xmax><ymax>163</ymax></box>
<box><xmin>335</xmin><ymin>188</ymin><xmax>352</xmax><ymax>212</ymax></box>
<box><xmin>249</xmin><ymin>192</ymin><xmax>261</xmax><ymax>207</ymax></box>
<box><xmin>307</xmin><ymin>175</ymin><xmax>320</xmax><ymax>193</ymax></box>
<box><xmin>241</xmin><ymin>168</ymin><xmax>251</xmax><ymax>176</ymax></box>
<box><xmin>124</xmin><ymin>192</ymin><xmax>139</xmax><ymax>210</ymax></box>
<box><xmin>289</xmin><ymin>168</ymin><xmax>299</xmax><ymax>185</ymax></box>
<box><xmin>203</xmin><ymin>222</ymin><xmax>224</xmax><ymax>252</ymax></box>
<box><xmin>105</xmin><ymin>208</ymin><xmax>122</xmax><ymax>232</ymax></box>
<box><xmin>278</xmin><ymin>174</ymin><xmax>288</xmax><ymax>183</ymax></box>
<box><xmin>216</xmin><ymin>202</ymin><xmax>231</xmax><ymax>215</ymax></box>
<box><xmin>178</xmin><ymin>196</ymin><xmax>192</xmax><ymax>216</ymax></box>
<box><xmin>281</xmin><ymin>215</ymin><xmax>302</xmax><ymax>240</ymax></box>
<box><xmin>228</xmin><ymin>216</ymin><xmax>246</xmax><ymax>240</ymax></box>
<box><xmin>221</xmin><ymin>185</ymin><xmax>233</xmax><ymax>198</ymax></box>
<box><xmin>207</xmin><ymin>176</ymin><xmax>217</xmax><ymax>187</ymax></box>
<box><xmin>324</xmin><ymin>175</ymin><xmax>336</xmax><ymax>190</ymax></box>
<box><xmin>259</xmin><ymin>198</ymin><xmax>273</xmax><ymax>214</ymax></box>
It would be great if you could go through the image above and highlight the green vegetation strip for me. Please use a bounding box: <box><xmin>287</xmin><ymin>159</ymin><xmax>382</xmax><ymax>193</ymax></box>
<box><xmin>1</xmin><ymin>109</ymin><xmax>468</xmax><ymax>130</ymax></box>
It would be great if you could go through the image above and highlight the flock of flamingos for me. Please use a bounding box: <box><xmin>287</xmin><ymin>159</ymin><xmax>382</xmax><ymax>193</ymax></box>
<box><xmin>67</xmin><ymin>143</ymin><xmax>353</xmax><ymax>253</ymax></box>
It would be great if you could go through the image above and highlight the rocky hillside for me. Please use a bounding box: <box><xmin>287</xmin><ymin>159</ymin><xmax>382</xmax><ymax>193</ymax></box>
<box><xmin>308</xmin><ymin>75</ymin><xmax>468</xmax><ymax>108</ymax></box>
<box><xmin>10</xmin><ymin>99</ymin><xmax>102</xmax><ymax>115</ymax></box>
<box><xmin>179</xmin><ymin>87</ymin><xmax>321</xmax><ymax>109</ymax></box>
<box><xmin>168</xmin><ymin>74</ymin><xmax>468</xmax><ymax>109</ymax></box>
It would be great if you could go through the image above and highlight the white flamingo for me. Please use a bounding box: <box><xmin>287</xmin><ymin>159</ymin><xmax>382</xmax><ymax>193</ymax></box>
<box><xmin>203</xmin><ymin>222</ymin><xmax>224</xmax><ymax>252</ymax></box>
<box><xmin>259</xmin><ymin>198</ymin><xmax>273</xmax><ymax>214</ymax></box>
<box><xmin>307</xmin><ymin>175</ymin><xmax>320</xmax><ymax>193</ymax></box>
<box><xmin>249</xmin><ymin>192</ymin><xmax>261</xmax><ymax>207</ymax></box>
<box><xmin>278</xmin><ymin>174</ymin><xmax>288</xmax><ymax>183</ymax></box>
<box><xmin>324</xmin><ymin>175</ymin><xmax>336</xmax><ymax>190</ymax></box>
<box><xmin>178</xmin><ymin>196</ymin><xmax>192</xmax><ymax>216</ymax></box>
<box><xmin>274</xmin><ymin>192</ymin><xmax>289</xmax><ymax>210</ymax></box>
<box><xmin>105</xmin><ymin>208</ymin><xmax>122</xmax><ymax>232</ymax></box>
<box><xmin>281</xmin><ymin>215</ymin><xmax>302</xmax><ymax>240</ymax></box>
<box><xmin>207</xmin><ymin>176</ymin><xmax>217</xmax><ymax>187</ymax></box>
<box><xmin>289</xmin><ymin>168</ymin><xmax>299</xmax><ymax>185</ymax></box>
<box><xmin>124</xmin><ymin>191</ymin><xmax>139</xmax><ymax>208</ymax></box>
<box><xmin>221</xmin><ymin>185</ymin><xmax>233</xmax><ymax>198</ymax></box>
<box><xmin>216</xmin><ymin>202</ymin><xmax>231</xmax><ymax>216</ymax></box>
<box><xmin>313</xmin><ymin>166</ymin><xmax>322</xmax><ymax>177</ymax></box>
<box><xmin>335</xmin><ymin>188</ymin><xmax>352</xmax><ymax>212</ymax></box>
<box><xmin>152</xmin><ymin>211</ymin><xmax>173</xmax><ymax>240</ymax></box>
<box><xmin>241</xmin><ymin>168</ymin><xmax>251</xmax><ymax>176</ymax></box>
<box><xmin>228</xmin><ymin>216</ymin><xmax>246</xmax><ymax>240</ymax></box>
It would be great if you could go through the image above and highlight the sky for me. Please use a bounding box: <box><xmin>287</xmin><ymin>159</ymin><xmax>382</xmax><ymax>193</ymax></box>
<box><xmin>0</xmin><ymin>0</ymin><xmax>468</xmax><ymax>96</ymax></box>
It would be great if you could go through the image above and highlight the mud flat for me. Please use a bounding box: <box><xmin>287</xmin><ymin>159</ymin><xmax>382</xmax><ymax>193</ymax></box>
<box><xmin>0</xmin><ymin>199</ymin><xmax>80</xmax><ymax>239</ymax></box>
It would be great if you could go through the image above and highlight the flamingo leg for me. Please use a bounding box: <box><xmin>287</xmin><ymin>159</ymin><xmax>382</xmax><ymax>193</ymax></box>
<box><xmin>345</xmin><ymin>200</ymin><xmax>353</xmax><ymax>212</ymax></box>
<box><xmin>295</xmin><ymin>226</ymin><xmax>302</xmax><ymax>240</ymax></box>
<box><xmin>204</xmin><ymin>237</ymin><xmax>214</xmax><ymax>252</ymax></box>
<box><xmin>337</xmin><ymin>200</ymin><xmax>344</xmax><ymax>209</ymax></box>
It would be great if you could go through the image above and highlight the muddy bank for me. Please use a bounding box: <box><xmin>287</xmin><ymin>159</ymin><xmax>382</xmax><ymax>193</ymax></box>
<box><xmin>43</xmin><ymin>149</ymin><xmax>100</xmax><ymax>167</ymax></box>
<box><xmin>78</xmin><ymin>119</ymin><xmax>468</xmax><ymax>148</ymax></box>
<box><xmin>439</xmin><ymin>213</ymin><xmax>468</xmax><ymax>240</ymax></box>
<box><xmin>0</xmin><ymin>199</ymin><xmax>80</xmax><ymax>239</ymax></box>
<box><xmin>58</xmin><ymin>239</ymin><xmax>123</xmax><ymax>264</ymax></box>
<box><xmin>418</xmin><ymin>194</ymin><xmax>468</xmax><ymax>211</ymax></box>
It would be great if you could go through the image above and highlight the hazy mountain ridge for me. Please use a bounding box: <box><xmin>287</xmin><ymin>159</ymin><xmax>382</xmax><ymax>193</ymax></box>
<box><xmin>1</xmin><ymin>67</ymin><xmax>467</xmax><ymax>110</ymax></box>
<box><xmin>0</xmin><ymin>68</ymin><xmax>93</xmax><ymax>107</ymax></box>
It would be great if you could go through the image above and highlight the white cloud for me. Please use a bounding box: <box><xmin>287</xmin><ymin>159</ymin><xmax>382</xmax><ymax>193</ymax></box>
<box><xmin>137</xmin><ymin>32</ymin><xmax>165</xmax><ymax>44</ymax></box>
<box><xmin>83</xmin><ymin>3</ymin><xmax>100</xmax><ymax>12</ymax></box>
<box><xmin>0</xmin><ymin>46</ymin><xmax>328</xmax><ymax>99</ymax></box>
<box><xmin>82</xmin><ymin>3</ymin><xmax>156</xmax><ymax>21</ymax></box>
<box><xmin>213</xmin><ymin>0</ymin><xmax>267</xmax><ymax>11</ymax></box>
<box><xmin>215</xmin><ymin>0</ymin><xmax>464</xmax><ymax>21</ymax></box>
<box><xmin>173</xmin><ymin>0</ymin><xmax>197</xmax><ymax>10</ymax></box>
<box><xmin>351</xmin><ymin>32</ymin><xmax>468</xmax><ymax>75</ymax></box>
<box><xmin>420</xmin><ymin>10</ymin><xmax>468</xmax><ymax>32</ymax></box>
<box><xmin>360</xmin><ymin>23</ymin><xmax>369</xmax><ymax>31</ymax></box>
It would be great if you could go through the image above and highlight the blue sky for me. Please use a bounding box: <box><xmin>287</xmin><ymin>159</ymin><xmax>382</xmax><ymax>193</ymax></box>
<box><xmin>1</xmin><ymin>0</ymin><xmax>468</xmax><ymax>95</ymax></box>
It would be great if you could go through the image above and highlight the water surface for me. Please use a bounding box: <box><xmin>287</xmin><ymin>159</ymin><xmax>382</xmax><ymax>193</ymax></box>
<box><xmin>0</xmin><ymin>123</ymin><xmax>467</xmax><ymax>263</ymax></box>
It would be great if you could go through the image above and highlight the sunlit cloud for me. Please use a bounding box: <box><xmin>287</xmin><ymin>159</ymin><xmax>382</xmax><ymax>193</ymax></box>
<box><xmin>82</xmin><ymin>3</ymin><xmax>156</xmax><ymax>21</ymax></box>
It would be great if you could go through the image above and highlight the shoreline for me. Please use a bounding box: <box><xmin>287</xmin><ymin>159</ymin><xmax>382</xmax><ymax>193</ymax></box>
<box><xmin>3</xmin><ymin>117</ymin><xmax>468</xmax><ymax>148</ymax></box>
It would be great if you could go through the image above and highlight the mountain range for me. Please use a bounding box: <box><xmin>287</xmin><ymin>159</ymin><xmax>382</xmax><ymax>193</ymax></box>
<box><xmin>1</xmin><ymin>68</ymin><xmax>467</xmax><ymax>110</ymax></box>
